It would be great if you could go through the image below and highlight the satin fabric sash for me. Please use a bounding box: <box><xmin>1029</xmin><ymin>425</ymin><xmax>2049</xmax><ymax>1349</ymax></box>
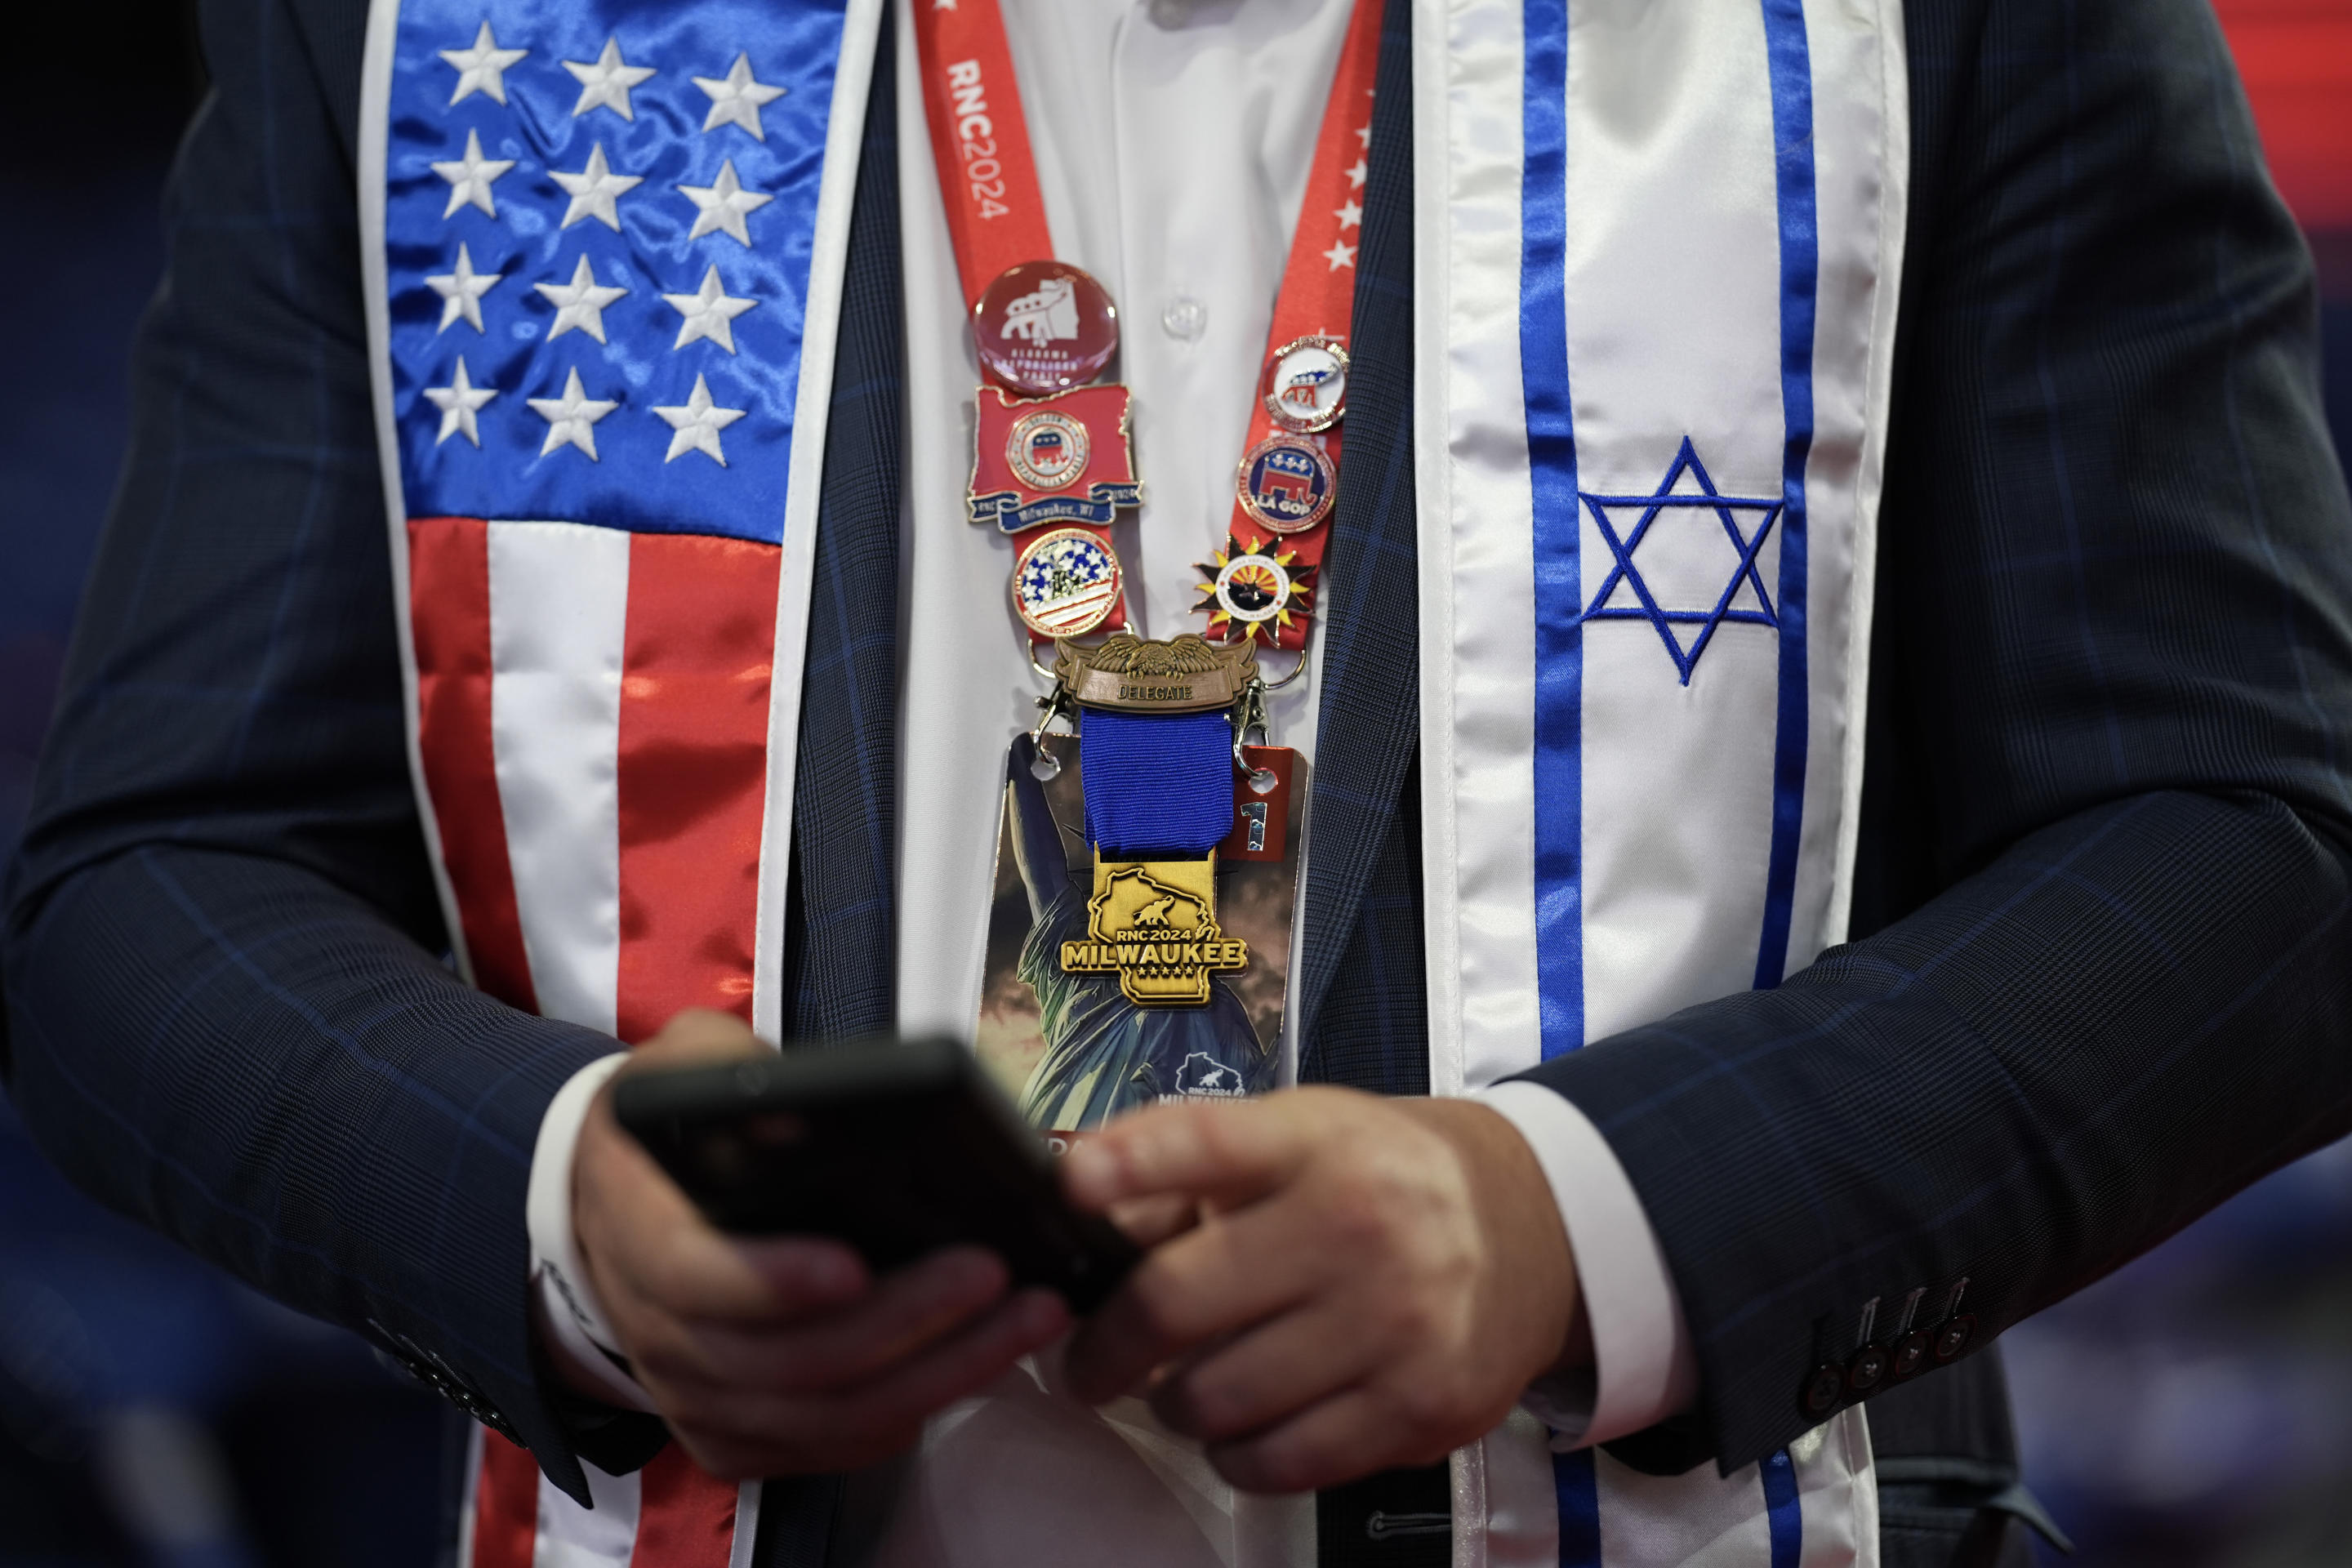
<box><xmin>359</xmin><ymin>0</ymin><xmax>883</xmax><ymax>1562</ymax></box>
<box><xmin>1412</xmin><ymin>0</ymin><xmax>1910</xmax><ymax>1561</ymax></box>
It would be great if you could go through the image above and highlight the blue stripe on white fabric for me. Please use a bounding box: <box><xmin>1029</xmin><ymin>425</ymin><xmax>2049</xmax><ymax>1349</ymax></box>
<box><xmin>1751</xmin><ymin>0</ymin><xmax>1820</xmax><ymax>987</ymax></box>
<box><xmin>1552</xmin><ymin>1448</ymin><xmax>1601</xmax><ymax>1568</ymax></box>
<box><xmin>1761</xmin><ymin>1448</ymin><xmax>1804</xmax><ymax>1568</ymax></box>
<box><xmin>1521</xmin><ymin>0</ymin><xmax>1582</xmax><ymax>1060</ymax></box>
<box><xmin>384</xmin><ymin>0</ymin><xmax>851</xmax><ymax>543</ymax></box>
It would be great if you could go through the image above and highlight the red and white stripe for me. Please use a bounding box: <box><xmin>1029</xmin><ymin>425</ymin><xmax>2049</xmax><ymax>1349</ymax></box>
<box><xmin>408</xmin><ymin>517</ymin><xmax>780</xmax><ymax>1043</ymax></box>
<box><xmin>409</xmin><ymin>515</ymin><xmax>780</xmax><ymax>1563</ymax></box>
<box><xmin>465</xmin><ymin>1428</ymin><xmax>751</xmax><ymax>1568</ymax></box>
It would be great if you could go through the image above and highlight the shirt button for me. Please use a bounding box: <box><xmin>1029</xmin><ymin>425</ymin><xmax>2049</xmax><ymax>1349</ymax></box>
<box><xmin>1161</xmin><ymin>296</ymin><xmax>1206</xmax><ymax>341</ymax></box>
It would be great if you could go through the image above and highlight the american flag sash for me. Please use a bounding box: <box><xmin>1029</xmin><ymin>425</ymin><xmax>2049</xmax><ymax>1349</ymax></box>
<box><xmin>1413</xmin><ymin>0</ymin><xmax>1909</xmax><ymax>1561</ymax></box>
<box><xmin>358</xmin><ymin>0</ymin><xmax>884</xmax><ymax>1560</ymax></box>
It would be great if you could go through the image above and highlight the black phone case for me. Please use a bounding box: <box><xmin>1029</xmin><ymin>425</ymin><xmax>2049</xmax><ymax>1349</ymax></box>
<box><xmin>611</xmin><ymin>1037</ymin><xmax>1139</xmax><ymax>1314</ymax></box>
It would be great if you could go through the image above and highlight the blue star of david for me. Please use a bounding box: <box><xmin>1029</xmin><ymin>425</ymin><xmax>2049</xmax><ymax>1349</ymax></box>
<box><xmin>1578</xmin><ymin>437</ymin><xmax>1784</xmax><ymax>685</ymax></box>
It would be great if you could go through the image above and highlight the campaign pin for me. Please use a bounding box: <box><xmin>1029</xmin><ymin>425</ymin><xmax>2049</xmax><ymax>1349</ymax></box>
<box><xmin>1011</xmin><ymin>528</ymin><xmax>1123</xmax><ymax>638</ymax></box>
<box><xmin>1235</xmin><ymin>436</ymin><xmax>1337</xmax><ymax>534</ymax></box>
<box><xmin>1005</xmin><ymin>408</ymin><xmax>1091</xmax><ymax>491</ymax></box>
<box><xmin>974</xmin><ymin>261</ymin><xmax>1120</xmax><ymax>396</ymax></box>
<box><xmin>1261</xmin><ymin>336</ymin><xmax>1349</xmax><ymax>434</ymax></box>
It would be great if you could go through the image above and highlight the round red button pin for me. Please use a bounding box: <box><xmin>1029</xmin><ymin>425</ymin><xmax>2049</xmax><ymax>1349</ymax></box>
<box><xmin>973</xmin><ymin>261</ymin><xmax>1120</xmax><ymax>395</ymax></box>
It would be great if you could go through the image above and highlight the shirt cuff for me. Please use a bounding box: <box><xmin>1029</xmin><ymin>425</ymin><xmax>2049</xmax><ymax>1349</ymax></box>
<box><xmin>1475</xmin><ymin>1079</ymin><xmax>1699</xmax><ymax>1448</ymax></box>
<box><xmin>527</xmin><ymin>1051</ymin><xmax>658</xmax><ymax>1414</ymax></box>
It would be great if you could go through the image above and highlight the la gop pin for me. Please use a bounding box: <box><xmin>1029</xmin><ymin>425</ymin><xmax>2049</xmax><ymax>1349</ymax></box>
<box><xmin>1235</xmin><ymin>436</ymin><xmax>1336</xmax><ymax>534</ymax></box>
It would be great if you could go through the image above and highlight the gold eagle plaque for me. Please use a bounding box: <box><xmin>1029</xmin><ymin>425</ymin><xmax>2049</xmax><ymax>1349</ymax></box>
<box><xmin>1052</xmin><ymin>633</ymin><xmax>1260</xmax><ymax>715</ymax></box>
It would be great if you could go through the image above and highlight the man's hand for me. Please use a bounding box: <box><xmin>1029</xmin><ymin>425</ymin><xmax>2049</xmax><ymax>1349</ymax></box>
<box><xmin>1060</xmin><ymin>1087</ymin><xmax>1586</xmax><ymax>1494</ymax></box>
<box><xmin>562</xmin><ymin>1010</ymin><xmax>1071</xmax><ymax>1477</ymax></box>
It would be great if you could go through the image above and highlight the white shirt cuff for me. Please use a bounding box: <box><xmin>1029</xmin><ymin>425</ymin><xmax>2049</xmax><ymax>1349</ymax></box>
<box><xmin>527</xmin><ymin>1052</ymin><xmax>659</xmax><ymax>1413</ymax></box>
<box><xmin>1476</xmin><ymin>1080</ymin><xmax>1699</xmax><ymax>1448</ymax></box>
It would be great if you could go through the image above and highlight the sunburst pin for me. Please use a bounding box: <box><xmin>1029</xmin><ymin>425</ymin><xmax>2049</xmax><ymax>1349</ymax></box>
<box><xmin>1195</xmin><ymin>531</ymin><xmax>1314</xmax><ymax>644</ymax></box>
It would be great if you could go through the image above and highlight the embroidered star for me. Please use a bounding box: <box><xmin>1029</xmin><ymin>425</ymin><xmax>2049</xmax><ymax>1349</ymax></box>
<box><xmin>693</xmin><ymin>53</ymin><xmax>787</xmax><ymax>140</ymax></box>
<box><xmin>1578</xmin><ymin>437</ymin><xmax>1784</xmax><ymax>685</ymax></box>
<box><xmin>933</xmin><ymin>0</ymin><xmax>957</xmax><ymax>11</ymax></box>
<box><xmin>433</xmin><ymin>129</ymin><xmax>514</xmax><ymax>219</ymax></box>
<box><xmin>425</xmin><ymin>242</ymin><xmax>503</xmax><ymax>332</ymax></box>
<box><xmin>527</xmin><ymin>368</ymin><xmax>619</xmax><ymax>459</ymax></box>
<box><xmin>679</xmin><ymin>159</ymin><xmax>773</xmax><ymax>246</ymax></box>
<box><xmin>423</xmin><ymin>356</ymin><xmax>497</xmax><ymax>447</ymax></box>
<box><xmin>1355</xmin><ymin>122</ymin><xmax>1372</xmax><ymax>149</ymax></box>
<box><xmin>662</xmin><ymin>265</ymin><xmax>757</xmax><ymax>353</ymax></box>
<box><xmin>652</xmin><ymin>373</ymin><xmax>746</xmax><ymax>465</ymax></box>
<box><xmin>1334</xmin><ymin>198</ymin><xmax>1362</xmax><ymax>230</ymax></box>
<box><xmin>534</xmin><ymin>254</ymin><xmax>630</xmax><ymax>343</ymax></box>
<box><xmin>551</xmin><ymin>143</ymin><xmax>644</xmax><ymax>230</ymax></box>
<box><xmin>440</xmin><ymin>21</ymin><xmax>527</xmax><ymax>106</ymax></box>
<box><xmin>1345</xmin><ymin>158</ymin><xmax>1368</xmax><ymax>189</ymax></box>
<box><xmin>1321</xmin><ymin>239</ymin><xmax>1356</xmax><ymax>271</ymax></box>
<box><xmin>563</xmin><ymin>38</ymin><xmax>657</xmax><ymax>120</ymax></box>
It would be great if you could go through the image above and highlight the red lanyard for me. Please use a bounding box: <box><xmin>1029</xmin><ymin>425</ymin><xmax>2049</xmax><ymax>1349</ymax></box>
<box><xmin>912</xmin><ymin>0</ymin><xmax>1382</xmax><ymax>652</ymax></box>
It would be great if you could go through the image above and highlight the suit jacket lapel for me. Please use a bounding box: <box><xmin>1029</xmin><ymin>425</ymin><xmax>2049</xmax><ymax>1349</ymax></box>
<box><xmin>1298</xmin><ymin>0</ymin><xmax>1422</xmax><ymax>1045</ymax></box>
<box><xmin>782</xmin><ymin>22</ymin><xmax>904</xmax><ymax>1042</ymax></box>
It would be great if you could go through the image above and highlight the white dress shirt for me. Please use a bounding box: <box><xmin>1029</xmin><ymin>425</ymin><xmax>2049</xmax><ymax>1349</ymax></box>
<box><xmin>527</xmin><ymin>0</ymin><xmax>1696</xmax><ymax>1557</ymax></box>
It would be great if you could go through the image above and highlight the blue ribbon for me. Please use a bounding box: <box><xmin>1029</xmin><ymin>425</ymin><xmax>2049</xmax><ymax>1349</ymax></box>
<box><xmin>1080</xmin><ymin>710</ymin><xmax>1234</xmax><ymax>857</ymax></box>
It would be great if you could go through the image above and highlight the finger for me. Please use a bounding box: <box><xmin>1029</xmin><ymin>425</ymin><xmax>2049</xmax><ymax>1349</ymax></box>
<box><xmin>1147</xmin><ymin>1298</ymin><xmax>1378</xmax><ymax>1445</ymax></box>
<box><xmin>839</xmin><ymin>1285</ymin><xmax>1071</xmax><ymax>1429</ymax></box>
<box><xmin>592</xmin><ymin>1138</ymin><xmax>871</xmax><ymax>1325</ymax></box>
<box><xmin>655</xmin><ymin>1246</ymin><xmax>1013</xmax><ymax>1392</ymax></box>
<box><xmin>582</xmin><ymin>1032</ymin><xmax>875</xmax><ymax>1326</ymax></box>
<box><xmin>629</xmin><ymin>1006</ymin><xmax>767</xmax><ymax>1059</ymax></box>
<box><xmin>1105</xmin><ymin>1192</ymin><xmax>1200</xmax><ymax>1249</ymax></box>
<box><xmin>670</xmin><ymin>1287</ymin><xmax>1071</xmax><ymax>1467</ymax></box>
<box><xmin>1205</xmin><ymin>1385</ymin><xmax>1430</xmax><ymax>1495</ymax></box>
<box><xmin>1062</xmin><ymin>1198</ymin><xmax>1321</xmax><ymax>1402</ymax></box>
<box><xmin>1062</xmin><ymin>1097</ymin><xmax>1314</xmax><ymax>1214</ymax></box>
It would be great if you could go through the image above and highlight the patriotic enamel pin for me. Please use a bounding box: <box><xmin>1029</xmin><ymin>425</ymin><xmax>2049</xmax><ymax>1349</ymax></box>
<box><xmin>969</xmin><ymin>384</ymin><xmax>1144</xmax><ymax>533</ymax></box>
<box><xmin>1195</xmin><ymin>531</ymin><xmax>1314</xmax><ymax>644</ymax></box>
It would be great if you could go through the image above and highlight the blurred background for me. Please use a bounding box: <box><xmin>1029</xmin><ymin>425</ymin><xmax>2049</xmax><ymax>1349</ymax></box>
<box><xmin>0</xmin><ymin>1</ymin><xmax>2346</xmax><ymax>1564</ymax></box>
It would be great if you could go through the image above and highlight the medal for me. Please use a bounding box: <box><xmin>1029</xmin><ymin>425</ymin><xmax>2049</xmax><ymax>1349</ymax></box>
<box><xmin>968</xmin><ymin>383</ymin><xmax>1143</xmax><ymax>533</ymax></box>
<box><xmin>1058</xmin><ymin>855</ymin><xmax>1249</xmax><ymax>1007</ymax></box>
<box><xmin>1043</xmin><ymin>635</ymin><xmax>1263</xmax><ymax>1006</ymax></box>
<box><xmin>1196</xmin><ymin>531</ymin><xmax>1315</xmax><ymax>643</ymax></box>
<box><xmin>973</xmin><ymin>260</ymin><xmax>1120</xmax><ymax>396</ymax></box>
<box><xmin>1007</xmin><ymin>408</ymin><xmax>1089</xmax><ymax>489</ymax></box>
<box><xmin>1236</xmin><ymin>436</ymin><xmax>1338</xmax><ymax>534</ymax></box>
<box><xmin>1012</xmin><ymin>528</ymin><xmax>1124</xmax><ymax>638</ymax></box>
<box><xmin>1262</xmin><ymin>336</ymin><xmax>1349</xmax><ymax>433</ymax></box>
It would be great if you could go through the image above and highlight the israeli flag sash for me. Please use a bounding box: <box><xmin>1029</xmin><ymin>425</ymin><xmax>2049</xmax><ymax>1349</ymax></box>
<box><xmin>1417</xmin><ymin>0</ymin><xmax>1908</xmax><ymax>1561</ymax></box>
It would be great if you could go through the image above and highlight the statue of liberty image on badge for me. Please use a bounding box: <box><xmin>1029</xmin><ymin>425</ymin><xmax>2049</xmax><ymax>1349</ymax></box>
<box><xmin>970</xmin><ymin>731</ymin><xmax>1306</xmax><ymax>1134</ymax></box>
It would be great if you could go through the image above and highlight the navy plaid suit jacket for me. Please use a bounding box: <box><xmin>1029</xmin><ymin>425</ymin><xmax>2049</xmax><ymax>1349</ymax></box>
<box><xmin>5</xmin><ymin>0</ymin><xmax>2349</xmax><ymax>1561</ymax></box>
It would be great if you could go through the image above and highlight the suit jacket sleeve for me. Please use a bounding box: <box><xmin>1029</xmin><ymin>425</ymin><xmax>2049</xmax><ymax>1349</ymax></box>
<box><xmin>1510</xmin><ymin>0</ymin><xmax>2352</xmax><ymax>1473</ymax></box>
<box><xmin>0</xmin><ymin>0</ymin><xmax>648</xmax><ymax>1506</ymax></box>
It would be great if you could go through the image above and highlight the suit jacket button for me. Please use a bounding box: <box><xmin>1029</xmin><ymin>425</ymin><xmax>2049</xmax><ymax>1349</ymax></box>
<box><xmin>1801</xmin><ymin>1364</ymin><xmax>1846</xmax><ymax>1416</ymax></box>
<box><xmin>1844</xmin><ymin>1344</ymin><xmax>1890</xmax><ymax>1395</ymax></box>
<box><xmin>1888</xmin><ymin>1330</ymin><xmax>1931</xmax><ymax>1381</ymax></box>
<box><xmin>1931</xmin><ymin>1314</ymin><xmax>1976</xmax><ymax>1363</ymax></box>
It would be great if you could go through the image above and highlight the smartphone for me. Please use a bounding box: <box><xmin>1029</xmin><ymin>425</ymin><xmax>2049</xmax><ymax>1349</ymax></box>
<box><xmin>610</xmin><ymin>1037</ymin><xmax>1139</xmax><ymax>1314</ymax></box>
